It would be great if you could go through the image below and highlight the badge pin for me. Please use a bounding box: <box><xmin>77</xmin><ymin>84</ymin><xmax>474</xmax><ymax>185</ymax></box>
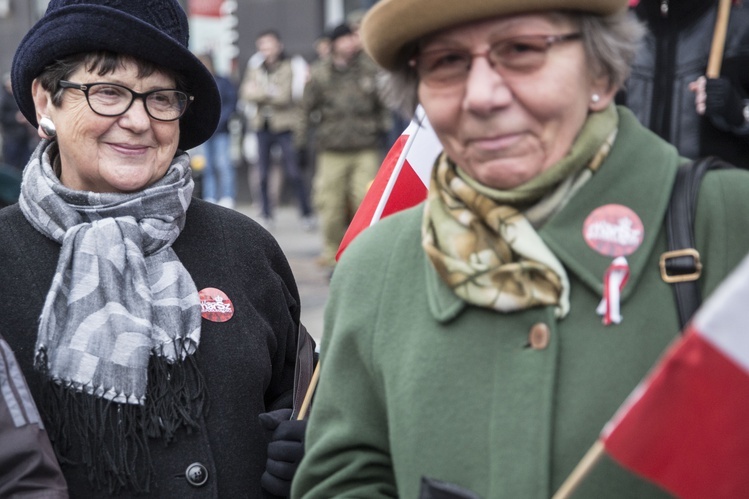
<box><xmin>583</xmin><ymin>204</ymin><xmax>644</xmax><ymax>257</ymax></box>
<box><xmin>199</xmin><ymin>287</ymin><xmax>234</xmax><ymax>323</ymax></box>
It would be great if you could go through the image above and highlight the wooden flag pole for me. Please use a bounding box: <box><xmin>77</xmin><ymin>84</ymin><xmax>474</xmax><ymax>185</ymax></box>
<box><xmin>551</xmin><ymin>440</ymin><xmax>606</xmax><ymax>499</ymax></box>
<box><xmin>295</xmin><ymin>363</ymin><xmax>320</xmax><ymax>421</ymax></box>
<box><xmin>706</xmin><ymin>0</ymin><xmax>732</xmax><ymax>78</ymax></box>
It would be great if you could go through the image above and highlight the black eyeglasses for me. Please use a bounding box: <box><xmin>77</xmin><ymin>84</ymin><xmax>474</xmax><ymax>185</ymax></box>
<box><xmin>58</xmin><ymin>81</ymin><xmax>194</xmax><ymax>121</ymax></box>
<box><xmin>411</xmin><ymin>33</ymin><xmax>583</xmax><ymax>88</ymax></box>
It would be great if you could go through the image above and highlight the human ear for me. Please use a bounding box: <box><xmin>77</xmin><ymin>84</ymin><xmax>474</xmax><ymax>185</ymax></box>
<box><xmin>31</xmin><ymin>78</ymin><xmax>56</xmax><ymax>139</ymax></box>
<box><xmin>589</xmin><ymin>77</ymin><xmax>618</xmax><ymax>112</ymax></box>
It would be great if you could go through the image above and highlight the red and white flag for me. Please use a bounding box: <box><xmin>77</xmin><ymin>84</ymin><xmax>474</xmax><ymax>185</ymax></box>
<box><xmin>601</xmin><ymin>253</ymin><xmax>749</xmax><ymax>499</ymax></box>
<box><xmin>336</xmin><ymin>107</ymin><xmax>442</xmax><ymax>260</ymax></box>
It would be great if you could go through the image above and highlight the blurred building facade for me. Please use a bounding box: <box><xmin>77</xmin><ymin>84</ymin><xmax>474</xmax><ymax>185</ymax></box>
<box><xmin>0</xmin><ymin>0</ymin><xmax>376</xmax><ymax>81</ymax></box>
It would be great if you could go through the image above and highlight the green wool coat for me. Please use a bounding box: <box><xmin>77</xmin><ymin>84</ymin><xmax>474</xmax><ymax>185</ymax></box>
<box><xmin>292</xmin><ymin>107</ymin><xmax>749</xmax><ymax>499</ymax></box>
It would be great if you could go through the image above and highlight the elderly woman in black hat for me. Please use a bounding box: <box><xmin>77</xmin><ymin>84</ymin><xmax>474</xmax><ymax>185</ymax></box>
<box><xmin>0</xmin><ymin>0</ymin><xmax>310</xmax><ymax>497</ymax></box>
<box><xmin>292</xmin><ymin>0</ymin><xmax>749</xmax><ymax>498</ymax></box>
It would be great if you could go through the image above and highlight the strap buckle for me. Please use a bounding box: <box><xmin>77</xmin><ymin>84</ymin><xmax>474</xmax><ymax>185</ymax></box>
<box><xmin>659</xmin><ymin>248</ymin><xmax>702</xmax><ymax>283</ymax></box>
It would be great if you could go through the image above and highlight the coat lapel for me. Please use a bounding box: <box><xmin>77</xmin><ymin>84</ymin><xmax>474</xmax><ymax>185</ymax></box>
<box><xmin>540</xmin><ymin>108</ymin><xmax>681</xmax><ymax>301</ymax></box>
<box><xmin>426</xmin><ymin>107</ymin><xmax>682</xmax><ymax>322</ymax></box>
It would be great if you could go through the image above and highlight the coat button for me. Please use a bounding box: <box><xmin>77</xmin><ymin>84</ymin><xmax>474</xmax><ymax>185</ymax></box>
<box><xmin>529</xmin><ymin>323</ymin><xmax>550</xmax><ymax>350</ymax></box>
<box><xmin>185</xmin><ymin>462</ymin><xmax>208</xmax><ymax>487</ymax></box>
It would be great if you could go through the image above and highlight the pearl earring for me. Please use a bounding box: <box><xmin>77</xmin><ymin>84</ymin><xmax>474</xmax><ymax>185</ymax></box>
<box><xmin>591</xmin><ymin>94</ymin><xmax>601</xmax><ymax>104</ymax></box>
<box><xmin>39</xmin><ymin>116</ymin><xmax>57</xmax><ymax>138</ymax></box>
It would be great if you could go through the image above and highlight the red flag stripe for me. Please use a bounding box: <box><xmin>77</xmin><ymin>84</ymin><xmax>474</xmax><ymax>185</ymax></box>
<box><xmin>336</xmin><ymin>107</ymin><xmax>441</xmax><ymax>260</ymax></box>
<box><xmin>380</xmin><ymin>161</ymin><xmax>429</xmax><ymax>219</ymax></box>
<box><xmin>602</xmin><ymin>328</ymin><xmax>749</xmax><ymax>499</ymax></box>
<box><xmin>335</xmin><ymin>133</ymin><xmax>409</xmax><ymax>260</ymax></box>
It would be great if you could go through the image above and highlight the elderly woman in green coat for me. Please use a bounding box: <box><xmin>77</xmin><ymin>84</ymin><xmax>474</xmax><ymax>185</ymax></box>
<box><xmin>291</xmin><ymin>0</ymin><xmax>749</xmax><ymax>497</ymax></box>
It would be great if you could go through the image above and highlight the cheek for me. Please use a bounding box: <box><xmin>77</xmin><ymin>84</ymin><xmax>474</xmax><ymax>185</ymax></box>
<box><xmin>55</xmin><ymin>110</ymin><xmax>109</xmax><ymax>149</ymax></box>
<box><xmin>418</xmin><ymin>85</ymin><xmax>460</xmax><ymax>141</ymax></box>
<box><xmin>517</xmin><ymin>76</ymin><xmax>590</xmax><ymax>131</ymax></box>
<box><xmin>154</xmin><ymin>124</ymin><xmax>181</xmax><ymax>151</ymax></box>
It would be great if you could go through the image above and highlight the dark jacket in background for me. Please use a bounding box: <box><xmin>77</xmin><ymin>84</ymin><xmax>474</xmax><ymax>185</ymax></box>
<box><xmin>213</xmin><ymin>75</ymin><xmax>238</xmax><ymax>136</ymax></box>
<box><xmin>0</xmin><ymin>199</ymin><xmax>301</xmax><ymax>498</ymax></box>
<box><xmin>621</xmin><ymin>0</ymin><xmax>749</xmax><ymax>168</ymax></box>
<box><xmin>0</xmin><ymin>336</ymin><xmax>68</xmax><ymax>498</ymax></box>
<box><xmin>0</xmin><ymin>83</ymin><xmax>36</xmax><ymax>170</ymax></box>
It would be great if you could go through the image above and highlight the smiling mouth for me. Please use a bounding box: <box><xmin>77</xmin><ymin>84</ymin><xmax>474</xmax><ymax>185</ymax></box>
<box><xmin>109</xmin><ymin>143</ymin><xmax>150</xmax><ymax>154</ymax></box>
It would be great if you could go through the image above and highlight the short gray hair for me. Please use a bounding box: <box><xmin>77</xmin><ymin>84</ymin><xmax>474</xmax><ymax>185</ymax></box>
<box><xmin>380</xmin><ymin>10</ymin><xmax>645</xmax><ymax>119</ymax></box>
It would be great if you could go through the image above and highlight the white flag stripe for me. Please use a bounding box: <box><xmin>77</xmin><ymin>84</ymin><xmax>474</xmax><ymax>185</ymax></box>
<box><xmin>404</xmin><ymin>108</ymin><xmax>442</xmax><ymax>186</ymax></box>
<box><xmin>693</xmin><ymin>253</ymin><xmax>749</xmax><ymax>373</ymax></box>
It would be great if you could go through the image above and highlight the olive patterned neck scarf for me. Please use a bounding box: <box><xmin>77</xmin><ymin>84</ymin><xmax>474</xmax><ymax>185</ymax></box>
<box><xmin>422</xmin><ymin>105</ymin><xmax>618</xmax><ymax>318</ymax></box>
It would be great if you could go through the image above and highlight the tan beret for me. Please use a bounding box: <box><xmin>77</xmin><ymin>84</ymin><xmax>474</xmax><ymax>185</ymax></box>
<box><xmin>360</xmin><ymin>0</ymin><xmax>629</xmax><ymax>70</ymax></box>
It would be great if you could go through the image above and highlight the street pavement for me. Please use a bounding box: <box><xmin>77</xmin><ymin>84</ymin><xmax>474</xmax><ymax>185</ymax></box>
<box><xmin>235</xmin><ymin>202</ymin><xmax>329</xmax><ymax>344</ymax></box>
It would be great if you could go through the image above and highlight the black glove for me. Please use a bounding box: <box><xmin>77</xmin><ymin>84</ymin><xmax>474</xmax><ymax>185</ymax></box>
<box><xmin>259</xmin><ymin>408</ymin><xmax>307</xmax><ymax>498</ymax></box>
<box><xmin>705</xmin><ymin>77</ymin><xmax>746</xmax><ymax>128</ymax></box>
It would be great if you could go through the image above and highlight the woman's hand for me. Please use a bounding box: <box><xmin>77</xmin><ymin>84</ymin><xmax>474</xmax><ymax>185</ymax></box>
<box><xmin>259</xmin><ymin>408</ymin><xmax>307</xmax><ymax>498</ymax></box>
<box><xmin>690</xmin><ymin>75</ymin><xmax>746</xmax><ymax>127</ymax></box>
<box><xmin>689</xmin><ymin>76</ymin><xmax>707</xmax><ymax>115</ymax></box>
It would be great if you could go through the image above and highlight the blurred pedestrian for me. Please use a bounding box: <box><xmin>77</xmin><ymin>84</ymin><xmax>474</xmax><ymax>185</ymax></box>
<box><xmin>197</xmin><ymin>53</ymin><xmax>238</xmax><ymax>208</ymax></box>
<box><xmin>1</xmin><ymin>72</ymin><xmax>36</xmax><ymax>170</ymax></box>
<box><xmin>299</xmin><ymin>23</ymin><xmax>391</xmax><ymax>269</ymax></box>
<box><xmin>313</xmin><ymin>33</ymin><xmax>331</xmax><ymax>64</ymax></box>
<box><xmin>241</xmin><ymin>30</ymin><xmax>313</xmax><ymax>229</ymax></box>
<box><xmin>621</xmin><ymin>0</ymin><xmax>749</xmax><ymax>167</ymax></box>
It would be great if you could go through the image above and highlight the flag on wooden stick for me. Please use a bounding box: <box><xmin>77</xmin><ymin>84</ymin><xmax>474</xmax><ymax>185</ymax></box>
<box><xmin>599</xmin><ymin>253</ymin><xmax>749</xmax><ymax>499</ymax></box>
<box><xmin>336</xmin><ymin>107</ymin><xmax>441</xmax><ymax>260</ymax></box>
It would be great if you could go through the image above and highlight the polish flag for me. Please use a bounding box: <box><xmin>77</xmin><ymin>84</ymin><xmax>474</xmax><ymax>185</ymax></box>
<box><xmin>600</xmin><ymin>253</ymin><xmax>749</xmax><ymax>499</ymax></box>
<box><xmin>336</xmin><ymin>107</ymin><xmax>442</xmax><ymax>260</ymax></box>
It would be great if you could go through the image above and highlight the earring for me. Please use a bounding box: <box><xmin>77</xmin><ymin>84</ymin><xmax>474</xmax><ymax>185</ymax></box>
<box><xmin>591</xmin><ymin>94</ymin><xmax>601</xmax><ymax>104</ymax></box>
<box><xmin>39</xmin><ymin>116</ymin><xmax>56</xmax><ymax>138</ymax></box>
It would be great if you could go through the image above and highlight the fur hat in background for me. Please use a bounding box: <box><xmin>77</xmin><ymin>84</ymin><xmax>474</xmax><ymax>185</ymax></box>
<box><xmin>11</xmin><ymin>0</ymin><xmax>220</xmax><ymax>151</ymax></box>
<box><xmin>360</xmin><ymin>0</ymin><xmax>630</xmax><ymax>71</ymax></box>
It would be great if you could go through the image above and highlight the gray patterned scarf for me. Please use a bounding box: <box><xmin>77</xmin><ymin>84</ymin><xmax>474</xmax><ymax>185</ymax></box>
<box><xmin>19</xmin><ymin>139</ymin><xmax>205</xmax><ymax>493</ymax></box>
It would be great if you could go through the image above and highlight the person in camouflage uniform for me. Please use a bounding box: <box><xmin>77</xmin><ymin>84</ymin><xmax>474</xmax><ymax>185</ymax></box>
<box><xmin>241</xmin><ymin>30</ymin><xmax>313</xmax><ymax>227</ymax></box>
<box><xmin>300</xmin><ymin>23</ymin><xmax>391</xmax><ymax>269</ymax></box>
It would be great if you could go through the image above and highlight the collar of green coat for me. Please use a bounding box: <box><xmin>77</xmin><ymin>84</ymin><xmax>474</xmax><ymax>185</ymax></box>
<box><xmin>426</xmin><ymin>106</ymin><xmax>681</xmax><ymax>323</ymax></box>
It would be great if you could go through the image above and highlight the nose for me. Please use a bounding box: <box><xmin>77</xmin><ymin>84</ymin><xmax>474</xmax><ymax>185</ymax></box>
<box><xmin>462</xmin><ymin>56</ymin><xmax>512</xmax><ymax>115</ymax></box>
<box><xmin>119</xmin><ymin>97</ymin><xmax>152</xmax><ymax>131</ymax></box>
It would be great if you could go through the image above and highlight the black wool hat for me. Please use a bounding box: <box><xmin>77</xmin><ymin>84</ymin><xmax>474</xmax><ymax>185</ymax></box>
<box><xmin>11</xmin><ymin>0</ymin><xmax>220</xmax><ymax>151</ymax></box>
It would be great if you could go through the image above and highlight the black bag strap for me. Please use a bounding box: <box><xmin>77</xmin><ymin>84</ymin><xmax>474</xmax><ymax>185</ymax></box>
<box><xmin>662</xmin><ymin>156</ymin><xmax>734</xmax><ymax>329</ymax></box>
<box><xmin>291</xmin><ymin>322</ymin><xmax>316</xmax><ymax>420</ymax></box>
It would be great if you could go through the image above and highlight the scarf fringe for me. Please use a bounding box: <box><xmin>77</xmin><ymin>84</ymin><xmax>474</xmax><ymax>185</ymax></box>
<box><xmin>144</xmin><ymin>344</ymin><xmax>208</xmax><ymax>439</ymax></box>
<box><xmin>36</xmin><ymin>346</ymin><xmax>207</xmax><ymax>495</ymax></box>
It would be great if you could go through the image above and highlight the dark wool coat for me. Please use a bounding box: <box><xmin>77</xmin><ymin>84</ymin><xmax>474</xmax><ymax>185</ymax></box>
<box><xmin>0</xmin><ymin>198</ymin><xmax>301</xmax><ymax>498</ymax></box>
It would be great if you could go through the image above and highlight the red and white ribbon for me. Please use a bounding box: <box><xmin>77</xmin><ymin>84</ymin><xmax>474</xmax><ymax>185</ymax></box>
<box><xmin>596</xmin><ymin>256</ymin><xmax>630</xmax><ymax>325</ymax></box>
